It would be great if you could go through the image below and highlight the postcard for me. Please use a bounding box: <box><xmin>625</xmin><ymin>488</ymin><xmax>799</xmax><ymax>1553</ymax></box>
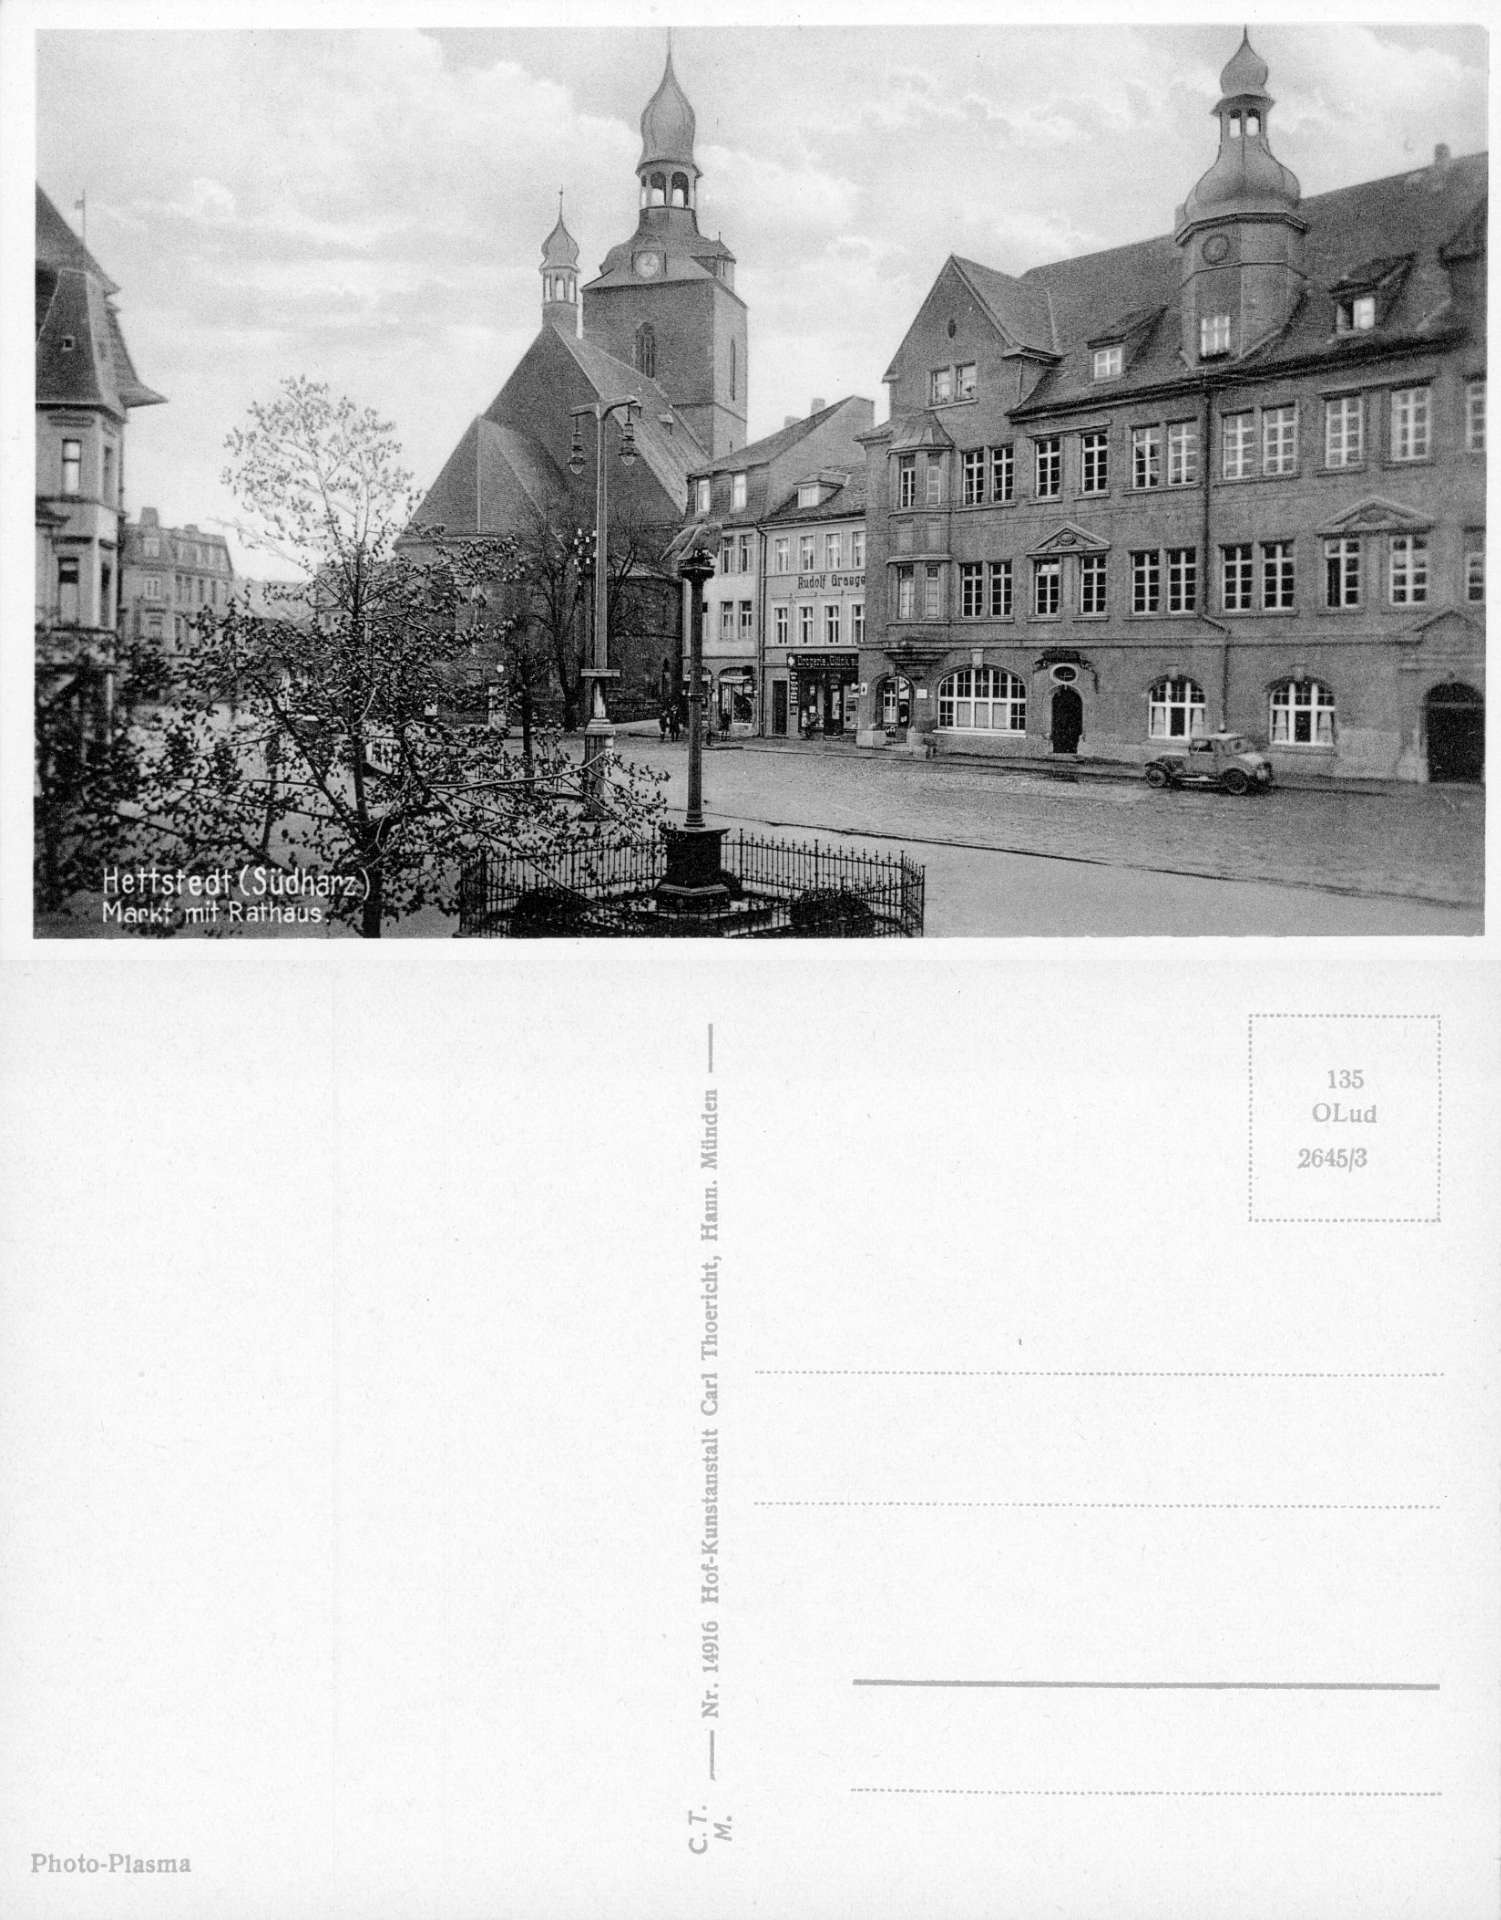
<box><xmin>3</xmin><ymin>8</ymin><xmax>1496</xmax><ymax>1918</ymax></box>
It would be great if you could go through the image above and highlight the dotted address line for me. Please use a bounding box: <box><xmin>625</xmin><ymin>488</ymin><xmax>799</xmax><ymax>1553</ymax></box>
<box><xmin>753</xmin><ymin>1370</ymin><xmax>1443</xmax><ymax>1379</ymax></box>
<box><xmin>851</xmin><ymin>1788</ymin><xmax>1441</xmax><ymax>1799</ymax></box>
<box><xmin>755</xmin><ymin>1501</ymin><xmax>1439</xmax><ymax>1511</ymax></box>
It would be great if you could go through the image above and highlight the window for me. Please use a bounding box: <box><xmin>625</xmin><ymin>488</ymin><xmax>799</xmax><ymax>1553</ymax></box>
<box><xmin>930</xmin><ymin>367</ymin><xmax>954</xmax><ymax>405</ymax></box>
<box><xmin>1200</xmin><ymin>312</ymin><xmax>1231</xmax><ymax>358</ymax></box>
<box><xmin>102</xmin><ymin>444</ymin><xmax>115</xmax><ymax>502</ymax></box>
<box><xmin>799</xmin><ymin>535</ymin><xmax>816</xmax><ymax>571</ymax></box>
<box><xmin>925</xmin><ymin>456</ymin><xmax>944</xmax><ymax>506</ymax></box>
<box><xmin>143</xmin><ymin>576</ymin><xmax>161</xmax><ymax>600</ymax></box>
<box><xmin>720</xmin><ymin>602</ymin><xmax>735</xmax><ymax>642</ymax></box>
<box><xmin>798</xmin><ymin>604</ymin><xmax>814</xmax><ymax>644</ymax></box>
<box><xmin>1388</xmin><ymin>533</ymin><xmax>1428</xmax><ymax>606</ymax></box>
<box><xmin>990</xmin><ymin>444</ymin><xmax>1014</xmax><ymax>503</ymax></box>
<box><xmin>1131</xmin><ymin>550</ymin><xmax>1160</xmax><ymax>615</ymax></box>
<box><xmin>1034</xmin><ymin>437</ymin><xmax>1061</xmax><ymax>499</ymax></box>
<box><xmin>1262</xmin><ymin>404</ymin><xmax>1298</xmax><ymax>475</ymax></box>
<box><xmin>851</xmin><ymin>530</ymin><xmax>865</xmax><ymax>569</ymax></box>
<box><xmin>695</xmin><ymin>479</ymin><xmax>711</xmax><ymax>515</ymax></box>
<box><xmin>1337</xmin><ymin>294</ymin><xmax>1376</xmax><ymax>333</ymax></box>
<box><xmin>897</xmin><ymin>456</ymin><xmax>916</xmax><ymax>508</ymax></box>
<box><xmin>774</xmin><ymin>605</ymin><xmax>789</xmax><ymax>645</ymax></box>
<box><xmin>1078</xmin><ymin>552</ymin><xmax>1107</xmax><ymax>616</ymax></box>
<box><xmin>731</xmin><ymin>473</ymin><xmax>747</xmax><ymax>510</ymax></box>
<box><xmin>797</xmin><ymin>483</ymin><xmax>821</xmax><ymax>509</ymax></box>
<box><xmin>895</xmin><ymin>567</ymin><xmax>915</xmax><ymax>619</ymax></box>
<box><xmin>922</xmin><ymin>565</ymin><xmax>942</xmax><ymax>618</ymax></box>
<box><xmin>1390</xmin><ymin>387</ymin><xmax>1430</xmax><ymax>462</ymax></box>
<box><xmin>738</xmin><ymin>534</ymin><xmax>752</xmax><ymax>573</ymax></box>
<box><xmin>1466</xmin><ymin>378</ymin><xmax>1486</xmax><ymax>453</ymax></box>
<box><xmin>1465</xmin><ymin>532</ymin><xmax>1485</xmax><ymax>603</ymax></box>
<box><xmin>988</xmin><ymin>560</ymin><xmax>1012</xmax><ymax>617</ymax></box>
<box><xmin>962</xmin><ymin>450</ymin><xmax>985</xmax><ymax>507</ymax></box>
<box><xmin>1033</xmin><ymin>557</ymin><xmax>1061</xmax><ymax>616</ymax></box>
<box><xmin>1324</xmin><ymin>538</ymin><xmax>1361</xmax><ymax>608</ymax></box>
<box><xmin>1221</xmin><ymin>412</ymin><xmax>1255</xmax><ymax>479</ymax></box>
<box><xmin>636</xmin><ymin>324</ymin><xmax>656</xmax><ymax>378</ymax></box>
<box><xmin>1270</xmin><ymin>680</ymin><xmax>1335</xmax><ymax>746</ymax></box>
<box><xmin>1221</xmin><ymin>543</ymin><xmax>1253</xmax><ymax>612</ymax></box>
<box><xmin>1261</xmin><ymin>540</ymin><xmax>1295</xmax><ymax>610</ymax></box>
<box><xmin>1166</xmin><ymin>421</ymin><xmax>1199</xmax><ymax>486</ymax></box>
<box><xmin>143</xmin><ymin>536</ymin><xmax>160</xmax><ymax>558</ymax></box>
<box><xmin>1132</xmin><ymin>426</ymin><xmax>1161</xmax><ymax>490</ymax></box>
<box><xmin>1093</xmin><ymin>345</ymin><xmax>1123</xmax><ymax>380</ymax></box>
<box><xmin>1081</xmin><ymin>430</ymin><xmax>1108</xmax><ymax>494</ymax></box>
<box><xmin>61</xmin><ymin>438</ymin><xmax>81</xmax><ymax>495</ymax></box>
<box><xmin>851</xmin><ymin>602</ymin><xmax>864</xmax><ymax>646</ymax></box>
<box><xmin>824</xmin><ymin>532</ymin><xmax>842</xmax><ymax>570</ymax></box>
<box><xmin>1166</xmin><ymin>547</ymin><xmax>1197</xmax><ymax>614</ymax></box>
<box><xmin>772</xmin><ymin>537</ymin><xmax>790</xmax><ymax>573</ymax></box>
<box><xmin>960</xmin><ymin>563</ymin><xmax>985</xmax><ymax>618</ymax></box>
<box><xmin>740</xmin><ymin>600</ymin><xmax>754</xmax><ymax>638</ymax></box>
<box><xmin>58</xmin><ymin>554</ymin><xmax>81</xmax><ymax>623</ymax></box>
<box><xmin>1149</xmin><ymin>676</ymin><xmax>1206</xmax><ymax>739</ymax></box>
<box><xmin>956</xmin><ymin>363</ymin><xmax>977</xmax><ymax>400</ymax></box>
<box><xmin>1324</xmin><ymin>395</ymin><xmax>1364</xmax><ymax>468</ymax></box>
<box><xmin>938</xmin><ymin>667</ymin><xmax>1026</xmax><ymax>733</ymax></box>
<box><xmin>823</xmin><ymin>604</ymin><xmax>841</xmax><ymax>645</ymax></box>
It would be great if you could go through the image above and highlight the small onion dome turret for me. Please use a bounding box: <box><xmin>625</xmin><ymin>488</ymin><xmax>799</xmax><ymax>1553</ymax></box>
<box><xmin>1180</xmin><ymin>32</ymin><xmax>1300</xmax><ymax>229</ymax></box>
<box><xmin>639</xmin><ymin>49</ymin><xmax>697</xmax><ymax>172</ymax></box>
<box><xmin>541</xmin><ymin>210</ymin><xmax>580</xmax><ymax>270</ymax></box>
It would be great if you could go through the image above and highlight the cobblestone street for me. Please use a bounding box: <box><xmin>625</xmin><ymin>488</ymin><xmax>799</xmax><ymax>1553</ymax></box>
<box><xmin>619</xmin><ymin>731</ymin><xmax>1483</xmax><ymax>938</ymax></box>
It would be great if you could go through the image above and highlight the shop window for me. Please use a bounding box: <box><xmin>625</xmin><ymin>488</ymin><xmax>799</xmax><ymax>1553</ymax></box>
<box><xmin>1148</xmin><ymin>676</ymin><xmax>1206</xmax><ymax>739</ymax></box>
<box><xmin>1270</xmin><ymin>679</ymin><xmax>1335</xmax><ymax>746</ymax></box>
<box><xmin>937</xmin><ymin>666</ymin><xmax>1026</xmax><ymax>733</ymax></box>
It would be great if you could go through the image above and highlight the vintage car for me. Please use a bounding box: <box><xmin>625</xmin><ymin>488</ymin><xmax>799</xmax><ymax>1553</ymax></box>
<box><xmin>1143</xmin><ymin>732</ymin><xmax>1274</xmax><ymax>794</ymax></box>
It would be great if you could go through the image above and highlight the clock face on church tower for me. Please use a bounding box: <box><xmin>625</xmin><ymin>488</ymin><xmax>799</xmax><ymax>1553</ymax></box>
<box><xmin>634</xmin><ymin>250</ymin><xmax>663</xmax><ymax>279</ymax></box>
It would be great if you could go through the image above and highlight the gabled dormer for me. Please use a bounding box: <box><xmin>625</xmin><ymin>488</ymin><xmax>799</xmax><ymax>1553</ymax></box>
<box><xmin>1175</xmin><ymin>33</ymin><xmax>1307</xmax><ymax>365</ymax></box>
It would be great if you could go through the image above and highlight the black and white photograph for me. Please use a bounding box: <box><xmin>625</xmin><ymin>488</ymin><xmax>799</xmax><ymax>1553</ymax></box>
<box><xmin>25</xmin><ymin>18</ymin><xmax>1486</xmax><ymax>936</ymax></box>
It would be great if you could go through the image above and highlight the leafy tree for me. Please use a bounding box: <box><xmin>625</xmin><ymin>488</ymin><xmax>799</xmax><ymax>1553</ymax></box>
<box><xmin>96</xmin><ymin>379</ymin><xmax>665</xmax><ymax>936</ymax></box>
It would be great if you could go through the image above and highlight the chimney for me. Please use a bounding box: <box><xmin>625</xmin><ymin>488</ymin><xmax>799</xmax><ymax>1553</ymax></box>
<box><xmin>140</xmin><ymin>506</ymin><xmax>159</xmax><ymax>526</ymax></box>
<box><xmin>810</xmin><ymin>397</ymin><xmax>826</xmax><ymax>414</ymax></box>
<box><xmin>1430</xmin><ymin>143</ymin><xmax>1453</xmax><ymax>190</ymax></box>
<box><xmin>784</xmin><ymin>416</ymin><xmax>798</xmax><ymax>428</ymax></box>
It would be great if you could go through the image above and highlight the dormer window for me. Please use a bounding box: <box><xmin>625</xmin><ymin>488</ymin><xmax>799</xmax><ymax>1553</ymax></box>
<box><xmin>1092</xmin><ymin>345</ymin><xmax>1123</xmax><ymax>381</ymax></box>
<box><xmin>731</xmin><ymin>473</ymin><xmax>747</xmax><ymax>511</ymax></box>
<box><xmin>694</xmin><ymin>478</ymin><xmax>710</xmax><ymax>516</ymax></box>
<box><xmin>1199</xmin><ymin>313</ymin><xmax>1232</xmax><ymax>359</ymax></box>
<box><xmin>1336</xmin><ymin>294</ymin><xmax>1377</xmax><ymax>334</ymax></box>
<box><xmin>797</xmin><ymin>483</ymin><xmax>821</xmax><ymax>509</ymax></box>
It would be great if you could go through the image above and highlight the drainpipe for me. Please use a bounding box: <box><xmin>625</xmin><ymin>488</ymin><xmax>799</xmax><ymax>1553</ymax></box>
<box><xmin>1200</xmin><ymin>378</ymin><xmax>1228</xmax><ymax>727</ymax></box>
<box><xmin>754</xmin><ymin>522</ymin><xmax>767</xmax><ymax>736</ymax></box>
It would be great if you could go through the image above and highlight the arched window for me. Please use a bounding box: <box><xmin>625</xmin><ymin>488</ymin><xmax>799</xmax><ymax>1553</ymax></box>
<box><xmin>649</xmin><ymin>172</ymin><xmax>667</xmax><ymax>206</ymax></box>
<box><xmin>1148</xmin><ymin>675</ymin><xmax>1206</xmax><ymax>739</ymax></box>
<box><xmin>636</xmin><ymin>324</ymin><xmax>656</xmax><ymax>379</ymax></box>
<box><xmin>938</xmin><ymin>667</ymin><xmax>1027</xmax><ymax>733</ymax></box>
<box><xmin>1269</xmin><ymin>678</ymin><xmax>1336</xmax><ymax>746</ymax></box>
<box><xmin>671</xmin><ymin>172</ymin><xmax>690</xmax><ymax>207</ymax></box>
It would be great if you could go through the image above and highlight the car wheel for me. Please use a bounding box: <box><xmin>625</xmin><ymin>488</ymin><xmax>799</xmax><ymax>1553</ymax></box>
<box><xmin>1145</xmin><ymin>764</ymin><xmax>1170</xmax><ymax>788</ymax></box>
<box><xmin>1222</xmin><ymin>768</ymin><xmax>1250</xmax><ymax>795</ymax></box>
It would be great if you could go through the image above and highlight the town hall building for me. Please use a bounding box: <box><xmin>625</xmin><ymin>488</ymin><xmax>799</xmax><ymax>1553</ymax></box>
<box><xmin>858</xmin><ymin>35</ymin><xmax>1485</xmax><ymax>782</ymax></box>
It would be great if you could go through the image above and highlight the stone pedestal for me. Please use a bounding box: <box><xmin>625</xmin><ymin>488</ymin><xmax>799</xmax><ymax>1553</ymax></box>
<box><xmin>656</xmin><ymin>825</ymin><xmax>730</xmax><ymax>910</ymax></box>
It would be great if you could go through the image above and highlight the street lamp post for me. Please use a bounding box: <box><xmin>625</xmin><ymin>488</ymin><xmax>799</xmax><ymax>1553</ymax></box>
<box><xmin>656</xmin><ymin>545</ymin><xmax>729</xmax><ymax>911</ymax></box>
<box><xmin>568</xmin><ymin>395</ymin><xmax>640</xmax><ymax>817</ymax></box>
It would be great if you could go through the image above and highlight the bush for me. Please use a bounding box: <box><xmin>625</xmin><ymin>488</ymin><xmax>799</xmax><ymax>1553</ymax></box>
<box><xmin>788</xmin><ymin>886</ymin><xmax>877</xmax><ymax>937</ymax></box>
<box><xmin>508</xmin><ymin>885</ymin><xmax>594</xmax><ymax>937</ymax></box>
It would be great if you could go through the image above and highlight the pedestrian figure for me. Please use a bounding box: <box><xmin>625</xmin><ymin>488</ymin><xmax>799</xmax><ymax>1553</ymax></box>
<box><xmin>658</xmin><ymin>708</ymin><xmax>669</xmax><ymax>743</ymax></box>
<box><xmin>719</xmin><ymin>708</ymin><xmax>731</xmax><ymax>743</ymax></box>
<box><xmin>669</xmin><ymin>704</ymin><xmax>681</xmax><ymax>742</ymax></box>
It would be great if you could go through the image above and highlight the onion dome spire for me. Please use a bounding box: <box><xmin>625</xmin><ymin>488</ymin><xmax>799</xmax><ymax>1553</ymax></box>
<box><xmin>540</xmin><ymin>192</ymin><xmax>580</xmax><ymax>332</ymax></box>
<box><xmin>639</xmin><ymin>42</ymin><xmax>697</xmax><ymax>171</ymax></box>
<box><xmin>1180</xmin><ymin>30</ymin><xmax>1300</xmax><ymax>229</ymax></box>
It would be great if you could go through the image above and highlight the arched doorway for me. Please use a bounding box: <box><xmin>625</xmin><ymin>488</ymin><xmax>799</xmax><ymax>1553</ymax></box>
<box><xmin>1051</xmin><ymin>684</ymin><xmax>1083</xmax><ymax>754</ymax></box>
<box><xmin>877</xmin><ymin>675</ymin><xmax>912</xmax><ymax>741</ymax></box>
<box><xmin>1425</xmin><ymin>682</ymin><xmax>1484</xmax><ymax>782</ymax></box>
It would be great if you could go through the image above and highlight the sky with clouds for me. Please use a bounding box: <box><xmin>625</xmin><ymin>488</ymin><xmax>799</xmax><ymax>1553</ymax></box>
<box><xmin>30</xmin><ymin>17</ymin><xmax>1488</xmax><ymax>576</ymax></box>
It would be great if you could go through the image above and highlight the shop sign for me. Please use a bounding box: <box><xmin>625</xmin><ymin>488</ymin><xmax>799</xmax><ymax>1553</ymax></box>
<box><xmin>787</xmin><ymin>653</ymin><xmax>858</xmax><ymax>673</ymax></box>
<box><xmin>794</xmin><ymin>571</ymin><xmax>865</xmax><ymax>591</ymax></box>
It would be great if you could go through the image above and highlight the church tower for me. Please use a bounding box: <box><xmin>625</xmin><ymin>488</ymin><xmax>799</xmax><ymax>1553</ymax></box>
<box><xmin>540</xmin><ymin>201</ymin><xmax>580</xmax><ymax>336</ymax></box>
<box><xmin>582</xmin><ymin>45</ymin><xmax>748</xmax><ymax>457</ymax></box>
<box><xmin>1175</xmin><ymin>33</ymin><xmax>1307</xmax><ymax>364</ymax></box>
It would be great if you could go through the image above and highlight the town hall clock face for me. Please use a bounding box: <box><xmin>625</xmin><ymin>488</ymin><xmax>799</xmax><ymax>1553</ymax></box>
<box><xmin>634</xmin><ymin>250</ymin><xmax>663</xmax><ymax>278</ymax></box>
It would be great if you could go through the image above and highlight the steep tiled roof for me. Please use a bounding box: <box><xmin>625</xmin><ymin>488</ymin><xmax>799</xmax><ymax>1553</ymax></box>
<box><xmin>549</xmin><ymin>328</ymin><xmax>705</xmax><ymax>502</ymax></box>
<box><xmin>35</xmin><ymin>186</ymin><xmax>164</xmax><ymax>412</ymax></box>
<box><xmin>999</xmin><ymin>151</ymin><xmax>1486</xmax><ymax>413</ymax></box>
<box><xmin>36</xmin><ymin>186</ymin><xmax>117</xmax><ymax>292</ymax></box>
<box><xmin>763</xmin><ymin>472</ymin><xmax>867</xmax><ymax>525</ymax></box>
<box><xmin>687</xmin><ymin>399</ymin><xmax>853</xmax><ymax>479</ymax></box>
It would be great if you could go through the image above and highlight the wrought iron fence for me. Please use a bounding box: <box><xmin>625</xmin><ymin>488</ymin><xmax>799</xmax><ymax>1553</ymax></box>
<box><xmin>457</xmin><ymin>830</ymin><xmax>924</xmax><ymax>938</ymax></box>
